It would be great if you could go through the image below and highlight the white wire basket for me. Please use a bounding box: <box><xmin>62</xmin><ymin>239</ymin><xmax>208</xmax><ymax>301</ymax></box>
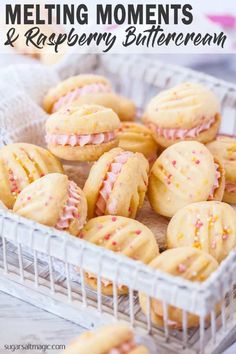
<box><xmin>0</xmin><ymin>54</ymin><xmax>236</xmax><ymax>354</ymax></box>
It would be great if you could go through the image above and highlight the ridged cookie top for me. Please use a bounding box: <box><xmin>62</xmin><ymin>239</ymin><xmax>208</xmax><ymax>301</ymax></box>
<box><xmin>46</xmin><ymin>104</ymin><xmax>120</xmax><ymax>135</ymax></box>
<box><xmin>13</xmin><ymin>173</ymin><xmax>87</xmax><ymax>236</ymax></box>
<box><xmin>207</xmin><ymin>135</ymin><xmax>236</xmax><ymax>178</ymax></box>
<box><xmin>117</xmin><ymin>122</ymin><xmax>159</xmax><ymax>160</ymax></box>
<box><xmin>148</xmin><ymin>141</ymin><xmax>224</xmax><ymax>217</ymax></box>
<box><xmin>81</xmin><ymin>215</ymin><xmax>159</xmax><ymax>263</ymax></box>
<box><xmin>83</xmin><ymin>147</ymin><xmax>149</xmax><ymax>218</ymax></box>
<box><xmin>0</xmin><ymin>143</ymin><xmax>63</xmax><ymax>208</ymax></box>
<box><xmin>144</xmin><ymin>82</ymin><xmax>220</xmax><ymax>129</ymax></box>
<box><xmin>149</xmin><ymin>247</ymin><xmax>218</xmax><ymax>282</ymax></box>
<box><xmin>44</xmin><ymin>74</ymin><xmax>111</xmax><ymax>112</ymax></box>
<box><xmin>167</xmin><ymin>201</ymin><xmax>236</xmax><ymax>262</ymax></box>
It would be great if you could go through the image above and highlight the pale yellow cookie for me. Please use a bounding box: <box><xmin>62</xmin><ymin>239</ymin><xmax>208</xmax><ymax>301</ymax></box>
<box><xmin>207</xmin><ymin>135</ymin><xmax>236</xmax><ymax>203</ymax></box>
<box><xmin>83</xmin><ymin>147</ymin><xmax>149</xmax><ymax>219</ymax></box>
<box><xmin>39</xmin><ymin>23</ymin><xmax>67</xmax><ymax>66</ymax></box>
<box><xmin>167</xmin><ymin>201</ymin><xmax>236</xmax><ymax>262</ymax></box>
<box><xmin>13</xmin><ymin>173</ymin><xmax>87</xmax><ymax>236</ymax></box>
<box><xmin>139</xmin><ymin>247</ymin><xmax>218</xmax><ymax>329</ymax></box>
<box><xmin>0</xmin><ymin>143</ymin><xmax>63</xmax><ymax>209</ymax></box>
<box><xmin>148</xmin><ymin>141</ymin><xmax>225</xmax><ymax>217</ymax></box>
<box><xmin>62</xmin><ymin>324</ymin><xmax>149</xmax><ymax>354</ymax></box>
<box><xmin>13</xmin><ymin>24</ymin><xmax>41</xmax><ymax>59</ymax></box>
<box><xmin>143</xmin><ymin>82</ymin><xmax>221</xmax><ymax>148</ymax></box>
<box><xmin>43</xmin><ymin>74</ymin><xmax>136</xmax><ymax>121</ymax></box>
<box><xmin>13</xmin><ymin>23</ymin><xmax>66</xmax><ymax>64</ymax></box>
<box><xmin>117</xmin><ymin>122</ymin><xmax>159</xmax><ymax>163</ymax></box>
<box><xmin>81</xmin><ymin>215</ymin><xmax>159</xmax><ymax>295</ymax></box>
<box><xmin>45</xmin><ymin>104</ymin><xmax>120</xmax><ymax>161</ymax></box>
<box><xmin>40</xmin><ymin>48</ymin><xmax>66</xmax><ymax>66</ymax></box>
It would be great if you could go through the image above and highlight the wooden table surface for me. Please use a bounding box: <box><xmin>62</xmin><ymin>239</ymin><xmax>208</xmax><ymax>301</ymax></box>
<box><xmin>0</xmin><ymin>289</ymin><xmax>236</xmax><ymax>354</ymax></box>
<box><xmin>0</xmin><ymin>291</ymin><xmax>84</xmax><ymax>354</ymax></box>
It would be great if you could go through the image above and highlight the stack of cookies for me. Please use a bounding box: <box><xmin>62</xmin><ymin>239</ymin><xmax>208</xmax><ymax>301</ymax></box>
<box><xmin>2</xmin><ymin>74</ymin><xmax>236</xmax><ymax>335</ymax></box>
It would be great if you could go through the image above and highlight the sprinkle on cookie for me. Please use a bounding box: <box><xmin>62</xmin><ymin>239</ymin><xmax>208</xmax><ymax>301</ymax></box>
<box><xmin>193</xmin><ymin>241</ymin><xmax>201</xmax><ymax>249</ymax></box>
<box><xmin>104</xmin><ymin>233</ymin><xmax>111</xmax><ymax>240</ymax></box>
<box><xmin>195</xmin><ymin>219</ymin><xmax>203</xmax><ymax>229</ymax></box>
<box><xmin>178</xmin><ymin>263</ymin><xmax>186</xmax><ymax>272</ymax></box>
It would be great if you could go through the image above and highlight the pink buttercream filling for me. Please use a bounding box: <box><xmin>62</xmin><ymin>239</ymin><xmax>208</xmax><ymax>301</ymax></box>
<box><xmin>208</xmin><ymin>163</ymin><xmax>221</xmax><ymax>200</ymax></box>
<box><xmin>107</xmin><ymin>340</ymin><xmax>136</xmax><ymax>354</ymax></box>
<box><xmin>153</xmin><ymin>302</ymin><xmax>178</xmax><ymax>327</ymax></box>
<box><xmin>95</xmin><ymin>151</ymin><xmax>133</xmax><ymax>216</ymax></box>
<box><xmin>46</xmin><ymin>131</ymin><xmax>116</xmax><ymax>147</ymax></box>
<box><xmin>56</xmin><ymin>181</ymin><xmax>82</xmax><ymax>230</ymax></box>
<box><xmin>52</xmin><ymin>83</ymin><xmax>112</xmax><ymax>112</ymax></box>
<box><xmin>225</xmin><ymin>182</ymin><xmax>236</xmax><ymax>193</ymax></box>
<box><xmin>86</xmin><ymin>272</ymin><xmax>125</xmax><ymax>290</ymax></box>
<box><xmin>148</xmin><ymin>151</ymin><xmax>158</xmax><ymax>164</ymax></box>
<box><xmin>150</xmin><ymin>116</ymin><xmax>216</xmax><ymax>140</ymax></box>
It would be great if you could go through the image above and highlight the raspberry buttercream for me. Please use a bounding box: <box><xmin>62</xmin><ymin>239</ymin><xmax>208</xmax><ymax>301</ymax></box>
<box><xmin>151</xmin><ymin>116</ymin><xmax>216</xmax><ymax>140</ymax></box>
<box><xmin>107</xmin><ymin>340</ymin><xmax>136</xmax><ymax>354</ymax></box>
<box><xmin>95</xmin><ymin>151</ymin><xmax>133</xmax><ymax>216</ymax></box>
<box><xmin>56</xmin><ymin>181</ymin><xmax>84</xmax><ymax>230</ymax></box>
<box><xmin>53</xmin><ymin>83</ymin><xmax>111</xmax><ymax>112</ymax></box>
<box><xmin>46</xmin><ymin>131</ymin><xmax>116</xmax><ymax>147</ymax></box>
<box><xmin>208</xmin><ymin>163</ymin><xmax>221</xmax><ymax>200</ymax></box>
<box><xmin>225</xmin><ymin>182</ymin><xmax>236</xmax><ymax>193</ymax></box>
